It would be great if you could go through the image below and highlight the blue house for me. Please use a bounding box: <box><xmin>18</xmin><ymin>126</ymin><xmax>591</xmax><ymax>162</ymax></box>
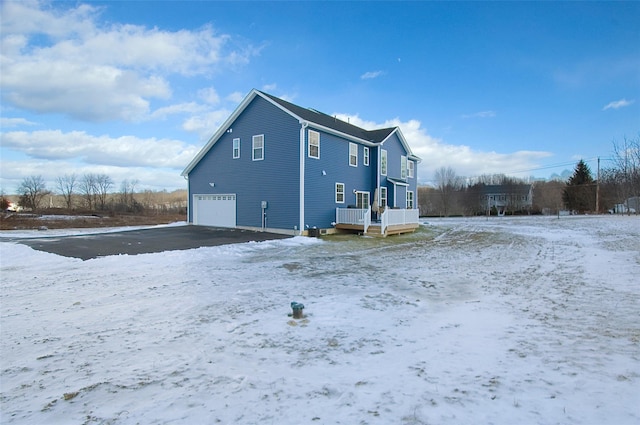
<box><xmin>181</xmin><ymin>89</ymin><xmax>421</xmax><ymax>236</ymax></box>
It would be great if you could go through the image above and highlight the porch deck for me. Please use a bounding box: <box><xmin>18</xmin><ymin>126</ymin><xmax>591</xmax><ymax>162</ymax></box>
<box><xmin>335</xmin><ymin>207</ymin><xmax>419</xmax><ymax>237</ymax></box>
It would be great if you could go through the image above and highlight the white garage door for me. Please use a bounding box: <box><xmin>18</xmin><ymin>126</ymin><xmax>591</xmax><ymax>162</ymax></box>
<box><xmin>193</xmin><ymin>194</ymin><xmax>236</xmax><ymax>228</ymax></box>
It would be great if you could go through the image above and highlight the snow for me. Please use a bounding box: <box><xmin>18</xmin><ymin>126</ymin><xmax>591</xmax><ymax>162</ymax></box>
<box><xmin>1</xmin><ymin>215</ymin><xmax>638</xmax><ymax>424</ymax></box>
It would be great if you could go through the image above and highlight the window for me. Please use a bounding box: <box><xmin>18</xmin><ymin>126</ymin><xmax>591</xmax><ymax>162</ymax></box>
<box><xmin>252</xmin><ymin>135</ymin><xmax>264</xmax><ymax>161</ymax></box>
<box><xmin>380</xmin><ymin>187</ymin><xmax>387</xmax><ymax>208</ymax></box>
<box><xmin>335</xmin><ymin>183</ymin><xmax>345</xmax><ymax>203</ymax></box>
<box><xmin>401</xmin><ymin>155</ymin><xmax>407</xmax><ymax>179</ymax></box>
<box><xmin>308</xmin><ymin>130</ymin><xmax>320</xmax><ymax>159</ymax></box>
<box><xmin>408</xmin><ymin>160</ymin><xmax>414</xmax><ymax>178</ymax></box>
<box><xmin>363</xmin><ymin>147</ymin><xmax>369</xmax><ymax>166</ymax></box>
<box><xmin>349</xmin><ymin>143</ymin><xmax>358</xmax><ymax>167</ymax></box>
<box><xmin>356</xmin><ymin>191</ymin><xmax>370</xmax><ymax>209</ymax></box>
<box><xmin>232</xmin><ymin>138</ymin><xmax>240</xmax><ymax>159</ymax></box>
<box><xmin>407</xmin><ymin>191</ymin><xmax>414</xmax><ymax>209</ymax></box>
<box><xmin>381</xmin><ymin>149</ymin><xmax>387</xmax><ymax>175</ymax></box>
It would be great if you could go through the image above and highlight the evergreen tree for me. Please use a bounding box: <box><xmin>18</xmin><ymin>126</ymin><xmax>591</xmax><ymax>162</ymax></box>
<box><xmin>562</xmin><ymin>160</ymin><xmax>595</xmax><ymax>213</ymax></box>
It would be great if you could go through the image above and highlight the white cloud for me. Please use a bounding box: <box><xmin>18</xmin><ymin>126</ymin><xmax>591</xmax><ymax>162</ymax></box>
<box><xmin>0</xmin><ymin>1</ymin><xmax>258</xmax><ymax>122</ymax></box>
<box><xmin>226</xmin><ymin>91</ymin><xmax>245</xmax><ymax>103</ymax></box>
<box><xmin>334</xmin><ymin>113</ymin><xmax>552</xmax><ymax>183</ymax></box>
<box><xmin>0</xmin><ymin>117</ymin><xmax>38</xmax><ymax>128</ymax></box>
<box><xmin>0</xmin><ymin>159</ymin><xmax>187</xmax><ymax>193</ymax></box>
<box><xmin>182</xmin><ymin>110</ymin><xmax>232</xmax><ymax>139</ymax></box>
<box><xmin>148</xmin><ymin>102</ymin><xmax>207</xmax><ymax>121</ymax></box>
<box><xmin>361</xmin><ymin>70</ymin><xmax>385</xmax><ymax>80</ymax></box>
<box><xmin>462</xmin><ymin>110</ymin><xmax>496</xmax><ymax>119</ymax></box>
<box><xmin>602</xmin><ymin>98</ymin><xmax>635</xmax><ymax>111</ymax></box>
<box><xmin>262</xmin><ymin>83</ymin><xmax>278</xmax><ymax>92</ymax></box>
<box><xmin>1</xmin><ymin>130</ymin><xmax>198</xmax><ymax>169</ymax></box>
<box><xmin>198</xmin><ymin>87</ymin><xmax>221</xmax><ymax>105</ymax></box>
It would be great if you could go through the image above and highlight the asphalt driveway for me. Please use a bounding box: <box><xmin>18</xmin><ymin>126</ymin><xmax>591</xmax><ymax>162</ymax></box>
<box><xmin>14</xmin><ymin>226</ymin><xmax>292</xmax><ymax>260</ymax></box>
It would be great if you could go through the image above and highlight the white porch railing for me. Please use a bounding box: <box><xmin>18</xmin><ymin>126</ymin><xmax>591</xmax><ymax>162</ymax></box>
<box><xmin>382</xmin><ymin>208</ymin><xmax>419</xmax><ymax>229</ymax></box>
<box><xmin>336</xmin><ymin>207</ymin><xmax>418</xmax><ymax>234</ymax></box>
<box><xmin>336</xmin><ymin>206</ymin><xmax>371</xmax><ymax>233</ymax></box>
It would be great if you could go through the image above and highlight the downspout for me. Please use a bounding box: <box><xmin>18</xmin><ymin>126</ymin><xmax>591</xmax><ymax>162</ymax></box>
<box><xmin>376</xmin><ymin>145</ymin><xmax>381</xmax><ymax>208</ymax></box>
<box><xmin>183</xmin><ymin>174</ymin><xmax>191</xmax><ymax>224</ymax></box>
<box><xmin>299</xmin><ymin>121</ymin><xmax>308</xmax><ymax>235</ymax></box>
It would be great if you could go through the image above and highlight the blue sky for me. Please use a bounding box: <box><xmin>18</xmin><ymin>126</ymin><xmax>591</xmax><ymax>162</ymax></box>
<box><xmin>1</xmin><ymin>1</ymin><xmax>639</xmax><ymax>192</ymax></box>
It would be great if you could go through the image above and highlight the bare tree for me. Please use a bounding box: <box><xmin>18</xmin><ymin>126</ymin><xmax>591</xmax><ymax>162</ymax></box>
<box><xmin>434</xmin><ymin>167</ymin><xmax>462</xmax><ymax>216</ymax></box>
<box><xmin>532</xmin><ymin>180</ymin><xmax>565</xmax><ymax>214</ymax></box>
<box><xmin>95</xmin><ymin>174</ymin><xmax>114</xmax><ymax>210</ymax></box>
<box><xmin>18</xmin><ymin>175</ymin><xmax>50</xmax><ymax>211</ymax></box>
<box><xmin>119</xmin><ymin>178</ymin><xmax>140</xmax><ymax>211</ymax></box>
<box><xmin>79</xmin><ymin>173</ymin><xmax>98</xmax><ymax>210</ymax></box>
<box><xmin>610</xmin><ymin>135</ymin><xmax>640</xmax><ymax>213</ymax></box>
<box><xmin>56</xmin><ymin>174</ymin><xmax>77</xmax><ymax>209</ymax></box>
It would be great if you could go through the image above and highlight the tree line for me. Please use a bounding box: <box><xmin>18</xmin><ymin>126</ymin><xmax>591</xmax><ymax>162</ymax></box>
<box><xmin>419</xmin><ymin>135</ymin><xmax>639</xmax><ymax>216</ymax></box>
<box><xmin>4</xmin><ymin>173</ymin><xmax>186</xmax><ymax>215</ymax></box>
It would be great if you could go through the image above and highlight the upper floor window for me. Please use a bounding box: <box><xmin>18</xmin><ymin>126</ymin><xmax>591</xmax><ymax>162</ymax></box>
<box><xmin>381</xmin><ymin>149</ymin><xmax>387</xmax><ymax>175</ymax></box>
<box><xmin>408</xmin><ymin>160</ymin><xmax>414</xmax><ymax>178</ymax></box>
<box><xmin>406</xmin><ymin>191</ymin><xmax>414</xmax><ymax>209</ymax></box>
<box><xmin>308</xmin><ymin>130</ymin><xmax>320</xmax><ymax>159</ymax></box>
<box><xmin>363</xmin><ymin>147</ymin><xmax>370</xmax><ymax>166</ymax></box>
<box><xmin>349</xmin><ymin>143</ymin><xmax>358</xmax><ymax>167</ymax></box>
<box><xmin>401</xmin><ymin>155</ymin><xmax>407</xmax><ymax>179</ymax></box>
<box><xmin>335</xmin><ymin>182</ymin><xmax>345</xmax><ymax>203</ymax></box>
<box><xmin>233</xmin><ymin>138</ymin><xmax>240</xmax><ymax>159</ymax></box>
<box><xmin>252</xmin><ymin>135</ymin><xmax>264</xmax><ymax>161</ymax></box>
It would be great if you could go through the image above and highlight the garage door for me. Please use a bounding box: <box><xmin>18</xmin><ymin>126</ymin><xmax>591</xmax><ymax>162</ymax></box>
<box><xmin>193</xmin><ymin>194</ymin><xmax>236</xmax><ymax>228</ymax></box>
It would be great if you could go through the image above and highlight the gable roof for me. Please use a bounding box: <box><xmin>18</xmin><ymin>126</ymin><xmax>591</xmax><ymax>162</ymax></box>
<box><xmin>259</xmin><ymin>91</ymin><xmax>395</xmax><ymax>144</ymax></box>
<box><xmin>182</xmin><ymin>89</ymin><xmax>420</xmax><ymax>176</ymax></box>
<box><xmin>481</xmin><ymin>184</ymin><xmax>533</xmax><ymax>196</ymax></box>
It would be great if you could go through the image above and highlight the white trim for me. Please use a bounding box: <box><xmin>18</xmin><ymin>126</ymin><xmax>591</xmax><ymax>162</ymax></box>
<box><xmin>355</xmin><ymin>191</ymin><xmax>370</xmax><ymax>209</ymax></box>
<box><xmin>182</xmin><ymin>88</ymin><xmax>257</xmax><ymax>176</ymax></box>
<box><xmin>299</xmin><ymin>122</ymin><xmax>307</xmax><ymax>235</ymax></box>
<box><xmin>335</xmin><ymin>182</ymin><xmax>345</xmax><ymax>204</ymax></box>
<box><xmin>363</xmin><ymin>146</ymin><xmax>369</xmax><ymax>166</ymax></box>
<box><xmin>182</xmin><ymin>89</ymin><xmax>421</xmax><ymax>177</ymax></box>
<box><xmin>349</xmin><ymin>142</ymin><xmax>358</xmax><ymax>167</ymax></box>
<box><xmin>380</xmin><ymin>127</ymin><xmax>421</xmax><ymax>163</ymax></box>
<box><xmin>406</xmin><ymin>191</ymin><xmax>414</xmax><ymax>209</ymax></box>
<box><xmin>308</xmin><ymin>129</ymin><xmax>320</xmax><ymax>159</ymax></box>
<box><xmin>408</xmin><ymin>160</ymin><xmax>414</xmax><ymax>178</ymax></box>
<box><xmin>380</xmin><ymin>186</ymin><xmax>388</xmax><ymax>208</ymax></box>
<box><xmin>381</xmin><ymin>149</ymin><xmax>388</xmax><ymax>176</ymax></box>
<box><xmin>401</xmin><ymin>155</ymin><xmax>407</xmax><ymax>179</ymax></box>
<box><xmin>232</xmin><ymin>137</ymin><xmax>240</xmax><ymax>159</ymax></box>
<box><xmin>252</xmin><ymin>134</ymin><xmax>264</xmax><ymax>161</ymax></box>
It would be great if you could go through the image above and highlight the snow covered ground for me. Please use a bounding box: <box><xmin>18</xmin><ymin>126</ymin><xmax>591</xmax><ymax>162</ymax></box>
<box><xmin>1</xmin><ymin>215</ymin><xmax>638</xmax><ymax>424</ymax></box>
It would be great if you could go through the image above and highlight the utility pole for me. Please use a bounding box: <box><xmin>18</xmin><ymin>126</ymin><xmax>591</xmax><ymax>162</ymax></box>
<box><xmin>596</xmin><ymin>157</ymin><xmax>600</xmax><ymax>214</ymax></box>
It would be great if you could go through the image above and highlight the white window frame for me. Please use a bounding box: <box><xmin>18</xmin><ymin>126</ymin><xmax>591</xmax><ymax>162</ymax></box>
<box><xmin>308</xmin><ymin>129</ymin><xmax>320</xmax><ymax>159</ymax></box>
<box><xmin>355</xmin><ymin>191</ymin><xmax>370</xmax><ymax>209</ymax></box>
<box><xmin>335</xmin><ymin>182</ymin><xmax>345</xmax><ymax>204</ymax></box>
<box><xmin>406</xmin><ymin>191</ymin><xmax>414</xmax><ymax>209</ymax></box>
<box><xmin>232</xmin><ymin>138</ymin><xmax>240</xmax><ymax>159</ymax></box>
<box><xmin>363</xmin><ymin>147</ymin><xmax>369</xmax><ymax>166</ymax></box>
<box><xmin>252</xmin><ymin>134</ymin><xmax>264</xmax><ymax>161</ymax></box>
<box><xmin>349</xmin><ymin>142</ymin><xmax>358</xmax><ymax>167</ymax></box>
<box><xmin>380</xmin><ymin>187</ymin><xmax>387</xmax><ymax>208</ymax></box>
<box><xmin>408</xmin><ymin>160</ymin><xmax>414</xmax><ymax>178</ymax></box>
<box><xmin>401</xmin><ymin>155</ymin><xmax>407</xmax><ymax>179</ymax></box>
<box><xmin>381</xmin><ymin>149</ymin><xmax>387</xmax><ymax>176</ymax></box>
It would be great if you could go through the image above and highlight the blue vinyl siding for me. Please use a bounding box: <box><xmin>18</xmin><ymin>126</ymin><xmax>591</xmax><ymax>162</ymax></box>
<box><xmin>304</xmin><ymin>128</ymin><xmax>374</xmax><ymax>228</ymax></box>
<box><xmin>379</xmin><ymin>133</ymin><xmax>417</xmax><ymax>208</ymax></box>
<box><xmin>188</xmin><ymin>96</ymin><xmax>300</xmax><ymax>230</ymax></box>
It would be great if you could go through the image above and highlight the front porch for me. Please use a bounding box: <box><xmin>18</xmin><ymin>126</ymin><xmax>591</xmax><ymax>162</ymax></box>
<box><xmin>335</xmin><ymin>207</ymin><xmax>420</xmax><ymax>237</ymax></box>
